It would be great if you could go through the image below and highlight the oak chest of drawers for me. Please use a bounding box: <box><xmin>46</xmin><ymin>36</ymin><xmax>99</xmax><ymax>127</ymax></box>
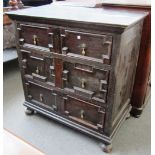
<box><xmin>7</xmin><ymin>4</ymin><xmax>147</xmax><ymax>152</ymax></box>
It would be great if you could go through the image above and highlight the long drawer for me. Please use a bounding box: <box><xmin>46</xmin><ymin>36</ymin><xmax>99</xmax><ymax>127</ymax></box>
<box><xmin>62</xmin><ymin>61</ymin><xmax>109</xmax><ymax>103</ymax></box>
<box><xmin>60</xmin><ymin>29</ymin><xmax>113</xmax><ymax>64</ymax></box>
<box><xmin>24</xmin><ymin>80</ymin><xmax>106</xmax><ymax>132</ymax></box>
<box><xmin>25</xmin><ymin>81</ymin><xmax>61</xmax><ymax>112</ymax></box>
<box><xmin>17</xmin><ymin>23</ymin><xmax>57</xmax><ymax>51</ymax></box>
<box><xmin>20</xmin><ymin>49</ymin><xmax>55</xmax><ymax>84</ymax></box>
<box><xmin>16</xmin><ymin>23</ymin><xmax>113</xmax><ymax>65</ymax></box>
<box><xmin>63</xmin><ymin>96</ymin><xmax>105</xmax><ymax>132</ymax></box>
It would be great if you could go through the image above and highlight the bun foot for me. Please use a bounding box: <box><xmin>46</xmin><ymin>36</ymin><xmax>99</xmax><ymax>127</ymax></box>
<box><xmin>126</xmin><ymin>112</ymin><xmax>131</xmax><ymax>120</ymax></box>
<box><xmin>101</xmin><ymin>143</ymin><xmax>112</xmax><ymax>153</ymax></box>
<box><xmin>25</xmin><ymin>108</ymin><xmax>34</xmax><ymax>115</ymax></box>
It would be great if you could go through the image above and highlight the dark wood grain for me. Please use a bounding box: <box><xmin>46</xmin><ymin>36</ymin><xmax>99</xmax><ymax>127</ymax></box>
<box><xmin>99</xmin><ymin>3</ymin><xmax>151</xmax><ymax>117</ymax></box>
<box><xmin>7</xmin><ymin>4</ymin><xmax>147</xmax><ymax>152</ymax></box>
<box><xmin>63</xmin><ymin>96</ymin><xmax>105</xmax><ymax>132</ymax></box>
<box><xmin>54</xmin><ymin>58</ymin><xmax>63</xmax><ymax>88</ymax></box>
<box><xmin>61</xmin><ymin>30</ymin><xmax>112</xmax><ymax>64</ymax></box>
<box><xmin>63</xmin><ymin>61</ymin><xmax>109</xmax><ymax>102</ymax></box>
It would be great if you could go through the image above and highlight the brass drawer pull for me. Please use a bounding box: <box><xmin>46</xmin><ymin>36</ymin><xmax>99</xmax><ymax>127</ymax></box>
<box><xmin>82</xmin><ymin>48</ymin><xmax>86</xmax><ymax>56</ymax></box>
<box><xmin>33</xmin><ymin>35</ymin><xmax>38</xmax><ymax>45</ymax></box>
<box><xmin>80</xmin><ymin>110</ymin><xmax>85</xmax><ymax>119</ymax></box>
<box><xmin>81</xmin><ymin>79</ymin><xmax>86</xmax><ymax>88</ymax></box>
<box><xmin>79</xmin><ymin>43</ymin><xmax>87</xmax><ymax>56</ymax></box>
<box><xmin>62</xmin><ymin>47</ymin><xmax>69</xmax><ymax>55</ymax></box>
<box><xmin>36</xmin><ymin>67</ymin><xmax>39</xmax><ymax>74</ymax></box>
<box><xmin>19</xmin><ymin>38</ymin><xmax>24</xmax><ymax>45</ymax></box>
<box><xmin>40</xmin><ymin>93</ymin><xmax>43</xmax><ymax>102</ymax></box>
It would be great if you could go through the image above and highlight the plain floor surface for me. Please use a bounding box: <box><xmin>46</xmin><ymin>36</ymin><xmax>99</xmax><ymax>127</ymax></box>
<box><xmin>3</xmin><ymin>60</ymin><xmax>151</xmax><ymax>155</ymax></box>
<box><xmin>4</xmin><ymin>130</ymin><xmax>45</xmax><ymax>155</ymax></box>
<box><xmin>3</xmin><ymin>48</ymin><xmax>18</xmax><ymax>63</ymax></box>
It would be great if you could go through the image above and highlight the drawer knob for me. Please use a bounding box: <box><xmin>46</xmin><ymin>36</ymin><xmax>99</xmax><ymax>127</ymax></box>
<box><xmin>79</xmin><ymin>43</ymin><xmax>87</xmax><ymax>56</ymax></box>
<box><xmin>19</xmin><ymin>38</ymin><xmax>24</xmax><ymax>45</ymax></box>
<box><xmin>81</xmin><ymin>79</ymin><xmax>86</xmax><ymax>89</ymax></box>
<box><xmin>80</xmin><ymin>110</ymin><xmax>85</xmax><ymax>119</ymax></box>
<box><xmin>40</xmin><ymin>94</ymin><xmax>43</xmax><ymax>102</ymax></box>
<box><xmin>62</xmin><ymin>47</ymin><xmax>69</xmax><ymax>55</ymax></box>
<box><xmin>33</xmin><ymin>35</ymin><xmax>38</xmax><ymax>45</ymax></box>
<box><xmin>82</xmin><ymin>48</ymin><xmax>86</xmax><ymax>56</ymax></box>
<box><xmin>36</xmin><ymin>67</ymin><xmax>39</xmax><ymax>74</ymax></box>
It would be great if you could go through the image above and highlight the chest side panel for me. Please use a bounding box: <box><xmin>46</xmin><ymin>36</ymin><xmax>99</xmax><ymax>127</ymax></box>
<box><xmin>111</xmin><ymin>21</ymin><xmax>143</xmax><ymax>128</ymax></box>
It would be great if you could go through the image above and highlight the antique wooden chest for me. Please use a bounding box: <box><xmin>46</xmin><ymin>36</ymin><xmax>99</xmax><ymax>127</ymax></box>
<box><xmin>7</xmin><ymin>4</ymin><xmax>147</xmax><ymax>152</ymax></box>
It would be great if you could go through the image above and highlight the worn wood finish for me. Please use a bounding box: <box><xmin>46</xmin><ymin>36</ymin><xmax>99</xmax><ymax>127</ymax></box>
<box><xmin>20</xmin><ymin>49</ymin><xmax>55</xmax><ymax>83</ymax></box>
<box><xmin>111</xmin><ymin>21</ymin><xmax>143</xmax><ymax>128</ymax></box>
<box><xmin>63</xmin><ymin>62</ymin><xmax>109</xmax><ymax>103</ymax></box>
<box><xmin>17</xmin><ymin>22</ymin><xmax>55</xmax><ymax>51</ymax></box>
<box><xmin>60</xmin><ymin>29</ymin><xmax>112</xmax><ymax>64</ymax></box>
<box><xmin>7</xmin><ymin>4</ymin><xmax>147</xmax><ymax>34</ymax></box>
<box><xmin>54</xmin><ymin>58</ymin><xmax>63</xmax><ymax>88</ymax></box>
<box><xmin>63</xmin><ymin>96</ymin><xmax>105</xmax><ymax>132</ymax></box>
<box><xmin>99</xmin><ymin>2</ymin><xmax>151</xmax><ymax>117</ymax></box>
<box><xmin>26</xmin><ymin>81</ymin><xmax>62</xmax><ymax>112</ymax></box>
<box><xmin>7</xmin><ymin>4</ymin><xmax>147</xmax><ymax>152</ymax></box>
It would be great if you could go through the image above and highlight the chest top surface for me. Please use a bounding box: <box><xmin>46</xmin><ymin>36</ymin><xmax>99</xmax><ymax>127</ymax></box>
<box><xmin>7</xmin><ymin>4</ymin><xmax>147</xmax><ymax>28</ymax></box>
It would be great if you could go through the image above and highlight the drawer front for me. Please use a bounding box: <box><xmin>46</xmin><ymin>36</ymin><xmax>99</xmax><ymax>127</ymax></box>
<box><xmin>17</xmin><ymin>23</ymin><xmax>55</xmax><ymax>50</ymax></box>
<box><xmin>61</xmin><ymin>30</ymin><xmax>112</xmax><ymax>64</ymax></box>
<box><xmin>62</xmin><ymin>62</ymin><xmax>109</xmax><ymax>103</ymax></box>
<box><xmin>25</xmin><ymin>82</ymin><xmax>60</xmax><ymax>112</ymax></box>
<box><xmin>21</xmin><ymin>50</ymin><xmax>55</xmax><ymax>83</ymax></box>
<box><xmin>63</xmin><ymin>96</ymin><xmax>105</xmax><ymax>132</ymax></box>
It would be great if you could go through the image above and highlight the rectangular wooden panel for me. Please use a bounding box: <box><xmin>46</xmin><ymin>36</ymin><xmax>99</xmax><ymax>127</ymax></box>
<box><xmin>60</xmin><ymin>30</ymin><xmax>112</xmax><ymax>64</ymax></box>
<box><xmin>21</xmin><ymin>49</ymin><xmax>54</xmax><ymax>83</ymax></box>
<box><xmin>26</xmin><ymin>82</ymin><xmax>60</xmax><ymax>112</ymax></box>
<box><xmin>17</xmin><ymin>23</ymin><xmax>54</xmax><ymax>51</ymax></box>
<box><xmin>63</xmin><ymin>96</ymin><xmax>105</xmax><ymax>132</ymax></box>
<box><xmin>63</xmin><ymin>61</ymin><xmax>109</xmax><ymax>102</ymax></box>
